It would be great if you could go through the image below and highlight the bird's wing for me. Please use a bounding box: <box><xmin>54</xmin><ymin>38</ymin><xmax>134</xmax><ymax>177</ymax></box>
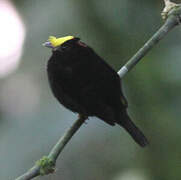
<box><xmin>69</xmin><ymin>52</ymin><xmax>128</xmax><ymax>121</ymax></box>
<box><xmin>81</xmin><ymin>52</ymin><xmax>127</xmax><ymax>108</ymax></box>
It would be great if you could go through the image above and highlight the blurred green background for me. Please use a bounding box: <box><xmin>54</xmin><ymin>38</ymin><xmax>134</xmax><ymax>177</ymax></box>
<box><xmin>1</xmin><ymin>0</ymin><xmax>181</xmax><ymax>179</ymax></box>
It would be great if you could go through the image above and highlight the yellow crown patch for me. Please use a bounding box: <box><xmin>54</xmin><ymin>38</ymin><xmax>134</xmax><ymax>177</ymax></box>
<box><xmin>48</xmin><ymin>35</ymin><xmax>74</xmax><ymax>47</ymax></box>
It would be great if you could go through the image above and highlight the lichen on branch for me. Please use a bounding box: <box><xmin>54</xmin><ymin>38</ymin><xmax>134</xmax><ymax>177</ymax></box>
<box><xmin>162</xmin><ymin>0</ymin><xmax>180</xmax><ymax>20</ymax></box>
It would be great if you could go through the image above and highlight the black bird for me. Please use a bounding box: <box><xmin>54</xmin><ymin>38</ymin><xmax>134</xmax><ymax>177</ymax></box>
<box><xmin>43</xmin><ymin>36</ymin><xmax>148</xmax><ymax>147</ymax></box>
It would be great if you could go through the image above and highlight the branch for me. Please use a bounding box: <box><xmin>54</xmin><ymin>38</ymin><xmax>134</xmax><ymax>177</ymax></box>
<box><xmin>15</xmin><ymin>2</ymin><xmax>181</xmax><ymax>180</ymax></box>
<box><xmin>118</xmin><ymin>1</ymin><xmax>181</xmax><ymax>78</ymax></box>
<box><xmin>118</xmin><ymin>6</ymin><xmax>180</xmax><ymax>77</ymax></box>
<box><xmin>15</xmin><ymin>116</ymin><xmax>87</xmax><ymax>180</ymax></box>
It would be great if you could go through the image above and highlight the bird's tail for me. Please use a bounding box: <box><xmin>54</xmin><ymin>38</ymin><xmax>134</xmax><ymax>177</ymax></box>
<box><xmin>117</xmin><ymin>112</ymin><xmax>149</xmax><ymax>147</ymax></box>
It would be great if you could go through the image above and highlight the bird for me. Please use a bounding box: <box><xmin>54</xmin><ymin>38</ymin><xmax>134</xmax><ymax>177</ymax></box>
<box><xmin>43</xmin><ymin>35</ymin><xmax>148</xmax><ymax>147</ymax></box>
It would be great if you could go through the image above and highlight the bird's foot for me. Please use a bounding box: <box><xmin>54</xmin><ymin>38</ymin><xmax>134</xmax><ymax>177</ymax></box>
<box><xmin>78</xmin><ymin>114</ymin><xmax>88</xmax><ymax>119</ymax></box>
<box><xmin>78</xmin><ymin>114</ymin><xmax>88</xmax><ymax>124</ymax></box>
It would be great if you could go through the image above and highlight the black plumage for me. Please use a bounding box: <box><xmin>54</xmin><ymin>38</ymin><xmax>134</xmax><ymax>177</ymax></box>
<box><xmin>46</xmin><ymin>37</ymin><xmax>148</xmax><ymax>147</ymax></box>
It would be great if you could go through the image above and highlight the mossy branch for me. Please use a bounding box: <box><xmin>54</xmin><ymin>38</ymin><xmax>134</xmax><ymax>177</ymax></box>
<box><xmin>15</xmin><ymin>115</ymin><xmax>86</xmax><ymax>180</ymax></box>
<box><xmin>15</xmin><ymin>1</ymin><xmax>181</xmax><ymax>180</ymax></box>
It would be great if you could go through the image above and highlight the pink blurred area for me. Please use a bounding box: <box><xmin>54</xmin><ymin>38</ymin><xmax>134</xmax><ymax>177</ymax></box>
<box><xmin>0</xmin><ymin>0</ymin><xmax>26</xmax><ymax>77</ymax></box>
<box><xmin>0</xmin><ymin>1</ymin><xmax>40</xmax><ymax>118</ymax></box>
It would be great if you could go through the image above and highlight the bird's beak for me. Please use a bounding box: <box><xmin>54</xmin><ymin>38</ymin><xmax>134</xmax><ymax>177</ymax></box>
<box><xmin>42</xmin><ymin>41</ymin><xmax>54</xmax><ymax>48</ymax></box>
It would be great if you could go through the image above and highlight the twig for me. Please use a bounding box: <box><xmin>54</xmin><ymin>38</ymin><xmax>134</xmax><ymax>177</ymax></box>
<box><xmin>47</xmin><ymin>115</ymin><xmax>87</xmax><ymax>162</ymax></box>
<box><xmin>15</xmin><ymin>116</ymin><xmax>87</xmax><ymax>180</ymax></box>
<box><xmin>118</xmin><ymin>12</ymin><xmax>179</xmax><ymax>77</ymax></box>
<box><xmin>118</xmin><ymin>0</ymin><xmax>180</xmax><ymax>77</ymax></box>
<box><xmin>15</xmin><ymin>2</ymin><xmax>181</xmax><ymax>180</ymax></box>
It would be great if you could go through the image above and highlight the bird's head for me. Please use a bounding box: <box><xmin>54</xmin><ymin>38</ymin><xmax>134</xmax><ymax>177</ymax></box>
<box><xmin>43</xmin><ymin>35</ymin><xmax>88</xmax><ymax>52</ymax></box>
<box><xmin>43</xmin><ymin>35</ymin><xmax>74</xmax><ymax>48</ymax></box>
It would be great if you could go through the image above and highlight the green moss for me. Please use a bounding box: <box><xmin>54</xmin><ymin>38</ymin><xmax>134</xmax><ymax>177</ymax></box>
<box><xmin>36</xmin><ymin>156</ymin><xmax>55</xmax><ymax>175</ymax></box>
